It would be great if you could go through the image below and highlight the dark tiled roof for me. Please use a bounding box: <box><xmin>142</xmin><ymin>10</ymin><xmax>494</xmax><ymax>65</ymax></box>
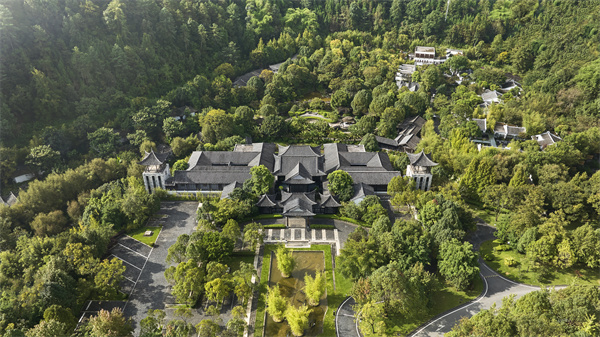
<box><xmin>170</xmin><ymin>166</ymin><xmax>251</xmax><ymax>185</ymax></box>
<box><xmin>375</xmin><ymin>135</ymin><xmax>398</xmax><ymax>147</ymax></box>
<box><xmin>139</xmin><ymin>150</ymin><xmax>169</xmax><ymax>166</ymax></box>
<box><xmin>257</xmin><ymin>194</ymin><xmax>278</xmax><ymax>207</ymax></box>
<box><xmin>233</xmin><ymin>69</ymin><xmax>263</xmax><ymax>87</ymax></box>
<box><xmin>284</xmin><ymin>163</ymin><xmax>315</xmax><ymax>184</ymax></box>
<box><xmin>350</xmin><ymin>183</ymin><xmax>375</xmax><ymax>202</ymax></box>
<box><xmin>1</xmin><ymin>192</ymin><xmax>19</xmax><ymax>207</ymax></box>
<box><xmin>395</xmin><ymin>115</ymin><xmax>426</xmax><ymax>141</ymax></box>
<box><xmin>319</xmin><ymin>193</ymin><xmax>341</xmax><ymax>208</ymax></box>
<box><xmin>274</xmin><ymin>145</ymin><xmax>324</xmax><ymax>177</ymax></box>
<box><xmin>188</xmin><ymin>151</ymin><xmax>259</xmax><ymax>168</ymax></box>
<box><xmin>280</xmin><ymin>191</ymin><xmax>316</xmax><ymax>205</ymax></box>
<box><xmin>282</xmin><ymin>197</ymin><xmax>315</xmax><ymax>217</ymax></box>
<box><xmin>220</xmin><ymin>181</ymin><xmax>243</xmax><ymax>199</ymax></box>
<box><xmin>407</xmin><ymin>151</ymin><xmax>438</xmax><ymax>167</ymax></box>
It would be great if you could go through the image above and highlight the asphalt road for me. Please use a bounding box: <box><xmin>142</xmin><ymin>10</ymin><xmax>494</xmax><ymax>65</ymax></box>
<box><xmin>335</xmin><ymin>223</ymin><xmax>546</xmax><ymax>337</ymax></box>
<box><xmin>409</xmin><ymin>223</ymin><xmax>541</xmax><ymax>337</ymax></box>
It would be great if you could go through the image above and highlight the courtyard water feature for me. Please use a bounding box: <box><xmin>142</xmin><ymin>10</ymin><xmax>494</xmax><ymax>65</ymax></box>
<box><xmin>264</xmin><ymin>251</ymin><xmax>327</xmax><ymax>337</ymax></box>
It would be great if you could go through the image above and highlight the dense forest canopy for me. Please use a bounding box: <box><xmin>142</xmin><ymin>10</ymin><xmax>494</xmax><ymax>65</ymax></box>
<box><xmin>0</xmin><ymin>0</ymin><xmax>599</xmax><ymax>336</ymax></box>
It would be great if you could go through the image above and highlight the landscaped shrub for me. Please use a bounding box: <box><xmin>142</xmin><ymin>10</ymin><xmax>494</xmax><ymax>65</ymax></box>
<box><xmin>504</xmin><ymin>257</ymin><xmax>518</xmax><ymax>267</ymax></box>
<box><xmin>309</xmin><ymin>224</ymin><xmax>335</xmax><ymax>229</ymax></box>
<box><xmin>494</xmin><ymin>244</ymin><xmax>511</xmax><ymax>252</ymax></box>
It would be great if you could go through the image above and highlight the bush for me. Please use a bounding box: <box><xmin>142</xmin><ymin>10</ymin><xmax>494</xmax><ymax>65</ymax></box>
<box><xmin>494</xmin><ymin>244</ymin><xmax>511</xmax><ymax>252</ymax></box>
<box><xmin>263</xmin><ymin>224</ymin><xmax>286</xmax><ymax>229</ymax></box>
<box><xmin>484</xmin><ymin>254</ymin><xmax>494</xmax><ymax>261</ymax></box>
<box><xmin>504</xmin><ymin>257</ymin><xmax>518</xmax><ymax>267</ymax></box>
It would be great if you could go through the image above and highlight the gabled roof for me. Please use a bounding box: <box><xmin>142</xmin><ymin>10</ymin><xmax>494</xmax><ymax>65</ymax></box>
<box><xmin>139</xmin><ymin>150</ymin><xmax>168</xmax><ymax>166</ymax></box>
<box><xmin>319</xmin><ymin>193</ymin><xmax>341</xmax><ymax>208</ymax></box>
<box><xmin>284</xmin><ymin>163</ymin><xmax>315</xmax><ymax>184</ymax></box>
<box><xmin>350</xmin><ymin>183</ymin><xmax>375</xmax><ymax>202</ymax></box>
<box><xmin>472</xmin><ymin>118</ymin><xmax>487</xmax><ymax>132</ymax></box>
<box><xmin>481</xmin><ymin>90</ymin><xmax>502</xmax><ymax>103</ymax></box>
<box><xmin>274</xmin><ymin>145</ymin><xmax>324</xmax><ymax>177</ymax></box>
<box><xmin>1</xmin><ymin>192</ymin><xmax>18</xmax><ymax>207</ymax></box>
<box><xmin>282</xmin><ymin>197</ymin><xmax>315</xmax><ymax>217</ymax></box>
<box><xmin>407</xmin><ymin>150</ymin><xmax>438</xmax><ymax>167</ymax></box>
<box><xmin>280</xmin><ymin>191</ymin><xmax>316</xmax><ymax>205</ymax></box>
<box><xmin>374</xmin><ymin>135</ymin><xmax>398</xmax><ymax>147</ymax></box>
<box><xmin>278</xmin><ymin>145</ymin><xmax>320</xmax><ymax>157</ymax></box>
<box><xmin>220</xmin><ymin>181</ymin><xmax>243</xmax><ymax>199</ymax></box>
<box><xmin>169</xmin><ymin>166</ymin><xmax>252</xmax><ymax>185</ymax></box>
<box><xmin>532</xmin><ymin>131</ymin><xmax>561</xmax><ymax>148</ymax></box>
<box><xmin>257</xmin><ymin>194</ymin><xmax>277</xmax><ymax>207</ymax></box>
<box><xmin>367</xmin><ymin>152</ymin><xmax>394</xmax><ymax>170</ymax></box>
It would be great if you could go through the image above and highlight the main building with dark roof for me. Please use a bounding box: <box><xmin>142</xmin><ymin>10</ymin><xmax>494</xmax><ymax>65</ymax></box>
<box><xmin>140</xmin><ymin>142</ymin><xmax>404</xmax><ymax>217</ymax></box>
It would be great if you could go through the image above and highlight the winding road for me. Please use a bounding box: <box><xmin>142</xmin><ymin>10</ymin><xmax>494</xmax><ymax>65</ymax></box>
<box><xmin>336</xmin><ymin>222</ymin><xmax>545</xmax><ymax>337</ymax></box>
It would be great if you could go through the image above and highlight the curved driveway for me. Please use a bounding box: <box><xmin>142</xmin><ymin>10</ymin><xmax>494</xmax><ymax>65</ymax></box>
<box><xmin>334</xmin><ymin>222</ymin><xmax>547</xmax><ymax>337</ymax></box>
<box><xmin>409</xmin><ymin>223</ymin><xmax>542</xmax><ymax>336</ymax></box>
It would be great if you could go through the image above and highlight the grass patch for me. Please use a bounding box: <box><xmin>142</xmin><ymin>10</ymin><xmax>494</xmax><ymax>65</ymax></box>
<box><xmin>481</xmin><ymin>239</ymin><xmax>600</xmax><ymax>286</ymax></box>
<box><xmin>224</xmin><ymin>254</ymin><xmax>255</xmax><ymax>274</ymax></box>
<box><xmin>310</xmin><ymin>224</ymin><xmax>335</xmax><ymax>230</ymax></box>
<box><xmin>263</xmin><ymin>224</ymin><xmax>286</xmax><ymax>229</ymax></box>
<box><xmin>314</xmin><ymin>214</ymin><xmax>367</xmax><ymax>227</ymax></box>
<box><xmin>374</xmin><ymin>276</ymin><xmax>483</xmax><ymax>336</ymax></box>
<box><xmin>127</xmin><ymin>226</ymin><xmax>162</xmax><ymax>247</ymax></box>
<box><xmin>255</xmin><ymin>244</ymin><xmax>347</xmax><ymax>336</ymax></box>
<box><xmin>241</xmin><ymin>214</ymin><xmax>283</xmax><ymax>222</ymax></box>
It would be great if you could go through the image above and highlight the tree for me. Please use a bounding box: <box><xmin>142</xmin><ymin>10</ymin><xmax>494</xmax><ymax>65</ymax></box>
<box><xmin>243</xmin><ymin>222</ymin><xmax>263</xmax><ymax>251</ymax></box>
<box><xmin>275</xmin><ymin>245</ymin><xmax>295</xmax><ymax>278</ymax></box>
<box><xmin>173</xmin><ymin>159</ymin><xmax>189</xmax><ymax>171</ymax></box>
<box><xmin>260</xmin><ymin>115</ymin><xmax>287</xmax><ymax>139</ymax></box>
<box><xmin>357</xmin><ymin>301</ymin><xmax>386</xmax><ymax>335</ymax></box>
<box><xmin>338</xmin><ymin>236</ymin><xmax>384</xmax><ymax>281</ymax></box>
<box><xmin>165</xmin><ymin>259</ymin><xmax>205</xmax><ymax>305</ymax></box>
<box><xmin>304</xmin><ymin>272</ymin><xmax>325</xmax><ymax>306</ymax></box>
<box><xmin>204</xmin><ymin>277</ymin><xmax>232</xmax><ymax>306</ymax></box>
<box><xmin>360</xmin><ymin>133</ymin><xmax>380</xmax><ymax>152</ymax></box>
<box><xmin>286</xmin><ymin>305</ymin><xmax>311</xmax><ymax>337</ymax></box>
<box><xmin>84</xmin><ymin>308</ymin><xmax>133</xmax><ymax>337</ymax></box>
<box><xmin>163</xmin><ymin>117</ymin><xmax>185</xmax><ymax>140</ymax></box>
<box><xmin>259</xmin><ymin>104</ymin><xmax>277</xmax><ymax>117</ymax></box>
<box><xmin>30</xmin><ymin>210</ymin><xmax>68</xmax><ymax>237</ymax></box>
<box><xmin>327</xmin><ymin>170</ymin><xmax>354</xmax><ymax>202</ymax></box>
<box><xmin>351</xmin><ymin>90</ymin><xmax>372</xmax><ymax>116</ymax></box>
<box><xmin>139</xmin><ymin>309</ymin><xmax>166</xmax><ymax>337</ymax></box>
<box><xmin>266</xmin><ymin>285</ymin><xmax>287</xmax><ymax>322</ymax></box>
<box><xmin>249</xmin><ymin>165</ymin><xmax>274</xmax><ymax>195</ymax></box>
<box><xmin>26</xmin><ymin>145</ymin><xmax>60</xmax><ymax>173</ymax></box>
<box><xmin>331</xmin><ymin>89</ymin><xmax>351</xmax><ymax>110</ymax></box>
<box><xmin>25</xmin><ymin>320</ymin><xmax>69</xmax><ymax>337</ymax></box>
<box><xmin>201</xmin><ymin>109</ymin><xmax>234</xmax><ymax>144</ymax></box>
<box><xmin>187</xmin><ymin>231</ymin><xmax>234</xmax><ymax>263</ymax></box>
<box><xmin>196</xmin><ymin>319</ymin><xmax>221</xmax><ymax>337</ymax></box>
<box><xmin>94</xmin><ymin>258</ymin><xmax>126</xmax><ymax>299</ymax></box>
<box><xmin>438</xmin><ymin>239</ymin><xmax>479</xmax><ymax>290</ymax></box>
<box><xmin>222</xmin><ymin>219</ymin><xmax>241</xmax><ymax>242</ymax></box>
<box><xmin>88</xmin><ymin>127</ymin><xmax>119</xmax><ymax>158</ymax></box>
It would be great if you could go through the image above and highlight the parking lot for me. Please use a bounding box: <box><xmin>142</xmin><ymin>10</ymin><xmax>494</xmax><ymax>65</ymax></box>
<box><xmin>109</xmin><ymin>235</ymin><xmax>154</xmax><ymax>295</ymax></box>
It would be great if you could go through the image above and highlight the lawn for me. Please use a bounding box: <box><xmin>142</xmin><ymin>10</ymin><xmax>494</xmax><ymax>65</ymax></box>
<box><xmin>255</xmin><ymin>244</ymin><xmax>349</xmax><ymax>337</ymax></box>
<box><xmin>314</xmin><ymin>214</ymin><xmax>366</xmax><ymax>227</ymax></box>
<box><xmin>241</xmin><ymin>214</ymin><xmax>283</xmax><ymax>222</ymax></box>
<box><xmin>466</xmin><ymin>200</ymin><xmax>509</xmax><ymax>226</ymax></box>
<box><xmin>374</xmin><ymin>276</ymin><xmax>483</xmax><ymax>336</ymax></box>
<box><xmin>481</xmin><ymin>239</ymin><xmax>600</xmax><ymax>286</ymax></box>
<box><xmin>128</xmin><ymin>226</ymin><xmax>162</xmax><ymax>247</ymax></box>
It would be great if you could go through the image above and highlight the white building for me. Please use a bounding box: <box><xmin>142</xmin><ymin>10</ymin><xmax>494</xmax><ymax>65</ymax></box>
<box><xmin>139</xmin><ymin>150</ymin><xmax>171</xmax><ymax>193</ymax></box>
<box><xmin>405</xmin><ymin>150</ymin><xmax>438</xmax><ymax>191</ymax></box>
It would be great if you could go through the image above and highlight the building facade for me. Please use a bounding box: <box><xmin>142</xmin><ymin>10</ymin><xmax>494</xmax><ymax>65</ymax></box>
<box><xmin>405</xmin><ymin>150</ymin><xmax>438</xmax><ymax>191</ymax></box>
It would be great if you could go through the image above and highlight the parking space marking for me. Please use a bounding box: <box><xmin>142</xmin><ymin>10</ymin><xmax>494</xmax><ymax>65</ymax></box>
<box><xmin>118</xmin><ymin>243</ymin><xmax>150</xmax><ymax>258</ymax></box>
<box><xmin>110</xmin><ymin>254</ymin><xmax>142</xmax><ymax>270</ymax></box>
<box><xmin>122</xmin><ymin>276</ymin><xmax>136</xmax><ymax>283</ymax></box>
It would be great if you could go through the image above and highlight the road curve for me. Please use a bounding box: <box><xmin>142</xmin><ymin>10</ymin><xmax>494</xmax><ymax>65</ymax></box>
<box><xmin>336</xmin><ymin>296</ymin><xmax>360</xmax><ymax>337</ymax></box>
<box><xmin>408</xmin><ymin>223</ymin><xmax>541</xmax><ymax>336</ymax></box>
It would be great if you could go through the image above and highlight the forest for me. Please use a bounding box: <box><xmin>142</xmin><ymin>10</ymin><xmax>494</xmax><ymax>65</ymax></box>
<box><xmin>0</xmin><ymin>0</ymin><xmax>599</xmax><ymax>336</ymax></box>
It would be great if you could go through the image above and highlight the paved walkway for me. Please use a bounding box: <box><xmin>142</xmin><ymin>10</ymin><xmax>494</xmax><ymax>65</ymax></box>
<box><xmin>336</xmin><ymin>297</ymin><xmax>359</xmax><ymax>337</ymax></box>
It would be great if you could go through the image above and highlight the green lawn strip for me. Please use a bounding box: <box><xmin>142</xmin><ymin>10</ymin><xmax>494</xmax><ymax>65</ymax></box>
<box><xmin>241</xmin><ymin>214</ymin><xmax>283</xmax><ymax>222</ymax></box>
<box><xmin>255</xmin><ymin>244</ymin><xmax>342</xmax><ymax>336</ymax></box>
<box><xmin>309</xmin><ymin>224</ymin><xmax>335</xmax><ymax>230</ymax></box>
<box><xmin>480</xmin><ymin>239</ymin><xmax>600</xmax><ymax>286</ymax></box>
<box><xmin>127</xmin><ymin>226</ymin><xmax>162</xmax><ymax>247</ymax></box>
<box><xmin>377</xmin><ymin>276</ymin><xmax>484</xmax><ymax>336</ymax></box>
<box><xmin>314</xmin><ymin>214</ymin><xmax>367</xmax><ymax>227</ymax></box>
<box><xmin>263</xmin><ymin>224</ymin><xmax>286</xmax><ymax>229</ymax></box>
